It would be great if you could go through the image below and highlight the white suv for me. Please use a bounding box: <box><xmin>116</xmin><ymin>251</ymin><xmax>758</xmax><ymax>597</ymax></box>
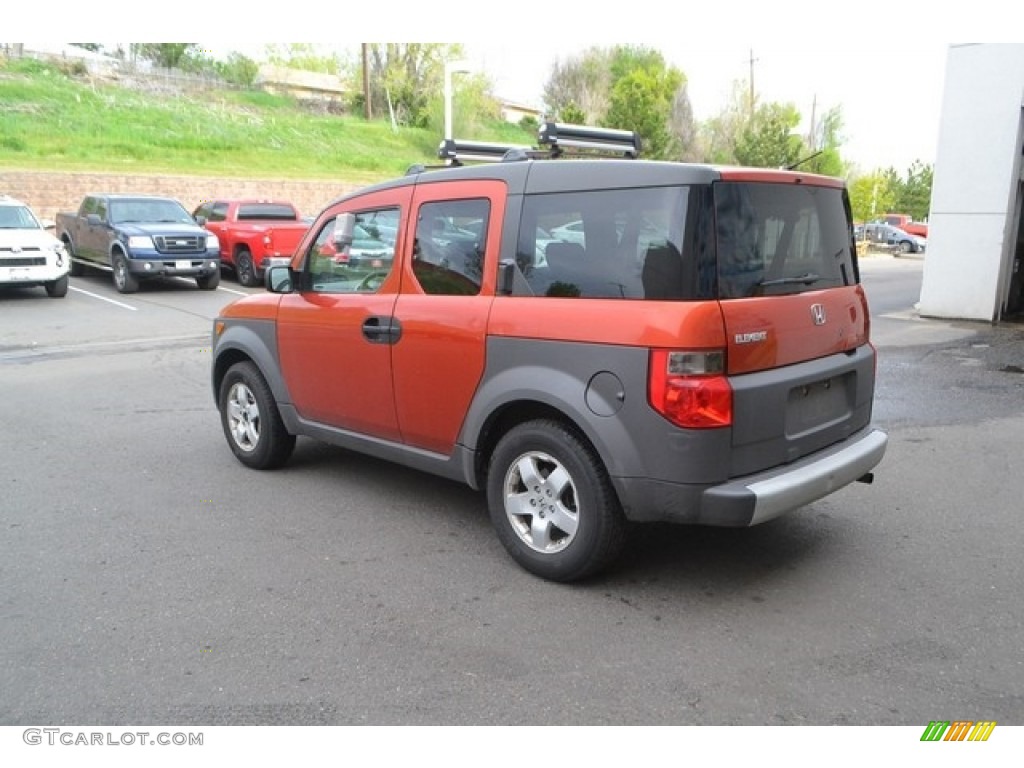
<box><xmin>0</xmin><ymin>195</ymin><xmax>70</xmax><ymax>297</ymax></box>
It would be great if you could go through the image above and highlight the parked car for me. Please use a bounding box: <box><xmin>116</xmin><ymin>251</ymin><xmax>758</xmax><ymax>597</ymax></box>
<box><xmin>211</xmin><ymin>122</ymin><xmax>887</xmax><ymax>582</ymax></box>
<box><xmin>193</xmin><ymin>199</ymin><xmax>310</xmax><ymax>287</ymax></box>
<box><xmin>0</xmin><ymin>195</ymin><xmax>70</xmax><ymax>298</ymax></box>
<box><xmin>56</xmin><ymin>194</ymin><xmax>220</xmax><ymax>293</ymax></box>
<box><xmin>863</xmin><ymin>222</ymin><xmax>926</xmax><ymax>254</ymax></box>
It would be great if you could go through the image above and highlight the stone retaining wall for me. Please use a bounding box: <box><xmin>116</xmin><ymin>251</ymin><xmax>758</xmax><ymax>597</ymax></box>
<box><xmin>0</xmin><ymin>170</ymin><xmax>361</xmax><ymax>222</ymax></box>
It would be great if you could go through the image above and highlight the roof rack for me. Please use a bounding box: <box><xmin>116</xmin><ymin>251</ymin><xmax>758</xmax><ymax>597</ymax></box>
<box><xmin>537</xmin><ymin>122</ymin><xmax>641</xmax><ymax>159</ymax></box>
<box><xmin>437</xmin><ymin>138</ymin><xmax>533</xmax><ymax>166</ymax></box>
<box><xmin>434</xmin><ymin>123</ymin><xmax>642</xmax><ymax>168</ymax></box>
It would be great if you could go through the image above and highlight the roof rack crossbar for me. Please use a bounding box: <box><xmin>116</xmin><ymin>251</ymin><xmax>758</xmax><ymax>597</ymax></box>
<box><xmin>438</xmin><ymin>138</ymin><xmax>532</xmax><ymax>165</ymax></box>
<box><xmin>537</xmin><ymin>122</ymin><xmax>641</xmax><ymax>159</ymax></box>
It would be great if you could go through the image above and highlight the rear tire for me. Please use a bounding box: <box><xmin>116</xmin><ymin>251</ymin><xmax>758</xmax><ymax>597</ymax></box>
<box><xmin>65</xmin><ymin>238</ymin><xmax>85</xmax><ymax>277</ymax></box>
<box><xmin>218</xmin><ymin>361</ymin><xmax>295</xmax><ymax>470</ymax></box>
<box><xmin>235</xmin><ymin>248</ymin><xmax>258</xmax><ymax>287</ymax></box>
<box><xmin>486</xmin><ymin>419</ymin><xmax>628</xmax><ymax>582</ymax></box>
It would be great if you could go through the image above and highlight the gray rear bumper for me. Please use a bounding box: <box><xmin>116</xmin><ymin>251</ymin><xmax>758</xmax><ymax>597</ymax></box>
<box><xmin>701</xmin><ymin>427</ymin><xmax>888</xmax><ymax>526</ymax></box>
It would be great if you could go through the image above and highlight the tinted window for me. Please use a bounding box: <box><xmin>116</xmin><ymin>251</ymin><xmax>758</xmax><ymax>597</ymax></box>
<box><xmin>516</xmin><ymin>186</ymin><xmax>708</xmax><ymax>300</ymax></box>
<box><xmin>209</xmin><ymin>202</ymin><xmax>229</xmax><ymax>222</ymax></box>
<box><xmin>237</xmin><ymin>203</ymin><xmax>298</xmax><ymax>221</ymax></box>
<box><xmin>412</xmin><ymin>199</ymin><xmax>488</xmax><ymax>296</ymax></box>
<box><xmin>714</xmin><ymin>182</ymin><xmax>856</xmax><ymax>299</ymax></box>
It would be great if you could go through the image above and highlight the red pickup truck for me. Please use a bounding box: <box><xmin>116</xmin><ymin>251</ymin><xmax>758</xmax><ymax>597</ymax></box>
<box><xmin>193</xmin><ymin>199</ymin><xmax>311</xmax><ymax>287</ymax></box>
<box><xmin>884</xmin><ymin>213</ymin><xmax>928</xmax><ymax>239</ymax></box>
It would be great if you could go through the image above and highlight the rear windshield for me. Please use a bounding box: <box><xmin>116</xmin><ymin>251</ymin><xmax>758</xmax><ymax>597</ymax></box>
<box><xmin>237</xmin><ymin>204</ymin><xmax>299</xmax><ymax>221</ymax></box>
<box><xmin>513</xmin><ymin>180</ymin><xmax>855</xmax><ymax>301</ymax></box>
<box><xmin>714</xmin><ymin>181</ymin><xmax>856</xmax><ymax>299</ymax></box>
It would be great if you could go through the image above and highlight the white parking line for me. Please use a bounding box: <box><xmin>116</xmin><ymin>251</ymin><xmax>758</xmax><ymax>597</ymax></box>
<box><xmin>68</xmin><ymin>285</ymin><xmax>138</xmax><ymax>311</ymax></box>
<box><xmin>168</xmin><ymin>276</ymin><xmax>248</xmax><ymax>296</ymax></box>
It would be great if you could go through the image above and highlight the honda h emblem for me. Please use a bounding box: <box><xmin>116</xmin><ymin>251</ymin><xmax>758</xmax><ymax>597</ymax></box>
<box><xmin>810</xmin><ymin>304</ymin><xmax>827</xmax><ymax>325</ymax></box>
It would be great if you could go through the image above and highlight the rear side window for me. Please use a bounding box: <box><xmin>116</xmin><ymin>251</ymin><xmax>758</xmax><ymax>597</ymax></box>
<box><xmin>713</xmin><ymin>181</ymin><xmax>856</xmax><ymax>299</ymax></box>
<box><xmin>515</xmin><ymin>186</ymin><xmax>713</xmax><ymax>300</ymax></box>
<box><xmin>412</xmin><ymin>199</ymin><xmax>489</xmax><ymax>296</ymax></box>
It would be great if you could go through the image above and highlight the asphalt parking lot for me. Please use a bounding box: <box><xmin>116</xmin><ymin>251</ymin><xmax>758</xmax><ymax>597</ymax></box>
<box><xmin>1</xmin><ymin>256</ymin><xmax>1023</xmax><ymax>728</ymax></box>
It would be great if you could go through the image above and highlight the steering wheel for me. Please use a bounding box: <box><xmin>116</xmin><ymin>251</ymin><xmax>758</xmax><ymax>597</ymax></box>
<box><xmin>357</xmin><ymin>271</ymin><xmax>389</xmax><ymax>292</ymax></box>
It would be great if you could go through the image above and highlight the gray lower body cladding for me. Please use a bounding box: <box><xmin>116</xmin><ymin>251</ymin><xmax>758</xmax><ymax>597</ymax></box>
<box><xmin>467</xmin><ymin>337</ymin><xmax>885</xmax><ymax>526</ymax></box>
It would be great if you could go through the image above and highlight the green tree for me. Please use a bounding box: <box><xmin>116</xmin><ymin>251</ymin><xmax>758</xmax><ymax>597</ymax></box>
<box><xmin>264</xmin><ymin>44</ymin><xmax>343</xmax><ymax>74</ymax></box>
<box><xmin>734</xmin><ymin>102</ymin><xmax>803</xmax><ymax>169</ymax></box>
<box><xmin>697</xmin><ymin>80</ymin><xmax>749</xmax><ymax>164</ymax></box>
<box><xmin>560</xmin><ymin>102</ymin><xmax>586</xmax><ymax>125</ymax></box>
<box><xmin>892</xmin><ymin>160</ymin><xmax>934</xmax><ymax>220</ymax></box>
<box><xmin>132</xmin><ymin>44</ymin><xmax>197</xmax><ymax>69</ymax></box>
<box><xmin>543</xmin><ymin>47</ymin><xmax>614</xmax><ymax>124</ymax></box>
<box><xmin>362</xmin><ymin>44</ymin><xmax>464</xmax><ymax>128</ymax></box>
<box><xmin>543</xmin><ymin>45</ymin><xmax>692</xmax><ymax>160</ymax></box>
<box><xmin>849</xmin><ymin>173</ymin><xmax>895</xmax><ymax>223</ymax></box>
<box><xmin>603</xmin><ymin>46</ymin><xmax>684</xmax><ymax>160</ymax></box>
<box><xmin>217</xmin><ymin>53</ymin><xmax>259</xmax><ymax>88</ymax></box>
<box><xmin>798</xmin><ymin>106</ymin><xmax>847</xmax><ymax>177</ymax></box>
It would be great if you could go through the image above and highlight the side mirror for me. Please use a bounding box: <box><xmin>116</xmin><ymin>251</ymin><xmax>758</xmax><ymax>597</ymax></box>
<box><xmin>195</xmin><ymin>215</ymin><xmax>208</xmax><ymax>226</ymax></box>
<box><xmin>332</xmin><ymin>212</ymin><xmax>356</xmax><ymax>250</ymax></box>
<box><xmin>266</xmin><ymin>264</ymin><xmax>293</xmax><ymax>293</ymax></box>
<box><xmin>86</xmin><ymin>213</ymin><xmax>102</xmax><ymax>226</ymax></box>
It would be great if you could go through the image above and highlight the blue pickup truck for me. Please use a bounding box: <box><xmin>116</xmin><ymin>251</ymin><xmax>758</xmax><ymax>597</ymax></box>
<box><xmin>55</xmin><ymin>194</ymin><xmax>221</xmax><ymax>293</ymax></box>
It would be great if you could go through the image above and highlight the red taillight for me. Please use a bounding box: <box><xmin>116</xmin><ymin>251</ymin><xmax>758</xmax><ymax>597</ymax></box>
<box><xmin>648</xmin><ymin>349</ymin><xmax>733</xmax><ymax>429</ymax></box>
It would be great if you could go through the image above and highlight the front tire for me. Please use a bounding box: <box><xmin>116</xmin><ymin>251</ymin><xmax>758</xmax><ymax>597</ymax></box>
<box><xmin>218</xmin><ymin>361</ymin><xmax>295</xmax><ymax>469</ymax></box>
<box><xmin>112</xmin><ymin>252</ymin><xmax>138</xmax><ymax>293</ymax></box>
<box><xmin>197</xmin><ymin>269</ymin><xmax>221</xmax><ymax>290</ymax></box>
<box><xmin>486</xmin><ymin>419</ymin><xmax>628</xmax><ymax>582</ymax></box>
<box><xmin>45</xmin><ymin>274</ymin><xmax>69</xmax><ymax>298</ymax></box>
<box><xmin>899</xmin><ymin>240</ymin><xmax>913</xmax><ymax>255</ymax></box>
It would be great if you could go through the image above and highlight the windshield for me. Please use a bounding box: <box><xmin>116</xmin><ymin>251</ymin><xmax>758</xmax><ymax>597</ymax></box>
<box><xmin>109</xmin><ymin>199</ymin><xmax>193</xmax><ymax>225</ymax></box>
<box><xmin>714</xmin><ymin>181</ymin><xmax>856</xmax><ymax>299</ymax></box>
<box><xmin>0</xmin><ymin>205</ymin><xmax>42</xmax><ymax>229</ymax></box>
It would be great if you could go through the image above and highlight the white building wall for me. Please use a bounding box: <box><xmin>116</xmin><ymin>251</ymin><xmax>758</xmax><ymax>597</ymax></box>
<box><xmin>919</xmin><ymin>44</ymin><xmax>1024</xmax><ymax>321</ymax></box>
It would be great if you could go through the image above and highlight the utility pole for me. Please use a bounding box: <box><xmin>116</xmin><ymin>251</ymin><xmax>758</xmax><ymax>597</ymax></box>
<box><xmin>808</xmin><ymin>94</ymin><xmax>817</xmax><ymax>150</ymax></box>
<box><xmin>748</xmin><ymin>48</ymin><xmax>758</xmax><ymax>118</ymax></box>
<box><xmin>362</xmin><ymin>43</ymin><xmax>372</xmax><ymax>120</ymax></box>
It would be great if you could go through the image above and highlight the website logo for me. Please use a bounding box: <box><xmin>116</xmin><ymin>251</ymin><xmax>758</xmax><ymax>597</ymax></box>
<box><xmin>920</xmin><ymin>721</ymin><xmax>996</xmax><ymax>742</ymax></box>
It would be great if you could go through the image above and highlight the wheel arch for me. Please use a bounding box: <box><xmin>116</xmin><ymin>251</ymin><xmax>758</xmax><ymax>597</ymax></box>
<box><xmin>211</xmin><ymin>321</ymin><xmax>292</xmax><ymax>411</ymax></box>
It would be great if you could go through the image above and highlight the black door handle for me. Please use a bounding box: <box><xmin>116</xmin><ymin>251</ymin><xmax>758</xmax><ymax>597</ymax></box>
<box><xmin>361</xmin><ymin>316</ymin><xmax>402</xmax><ymax>345</ymax></box>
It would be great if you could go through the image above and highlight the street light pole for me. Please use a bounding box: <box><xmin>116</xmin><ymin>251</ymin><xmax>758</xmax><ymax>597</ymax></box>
<box><xmin>444</xmin><ymin>60</ymin><xmax>472</xmax><ymax>141</ymax></box>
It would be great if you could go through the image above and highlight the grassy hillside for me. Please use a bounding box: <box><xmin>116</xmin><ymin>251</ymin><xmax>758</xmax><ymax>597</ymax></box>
<box><xmin>0</xmin><ymin>57</ymin><xmax>536</xmax><ymax>187</ymax></box>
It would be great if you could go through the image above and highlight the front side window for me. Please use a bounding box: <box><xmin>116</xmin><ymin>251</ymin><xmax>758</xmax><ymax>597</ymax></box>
<box><xmin>412</xmin><ymin>199</ymin><xmax>488</xmax><ymax>296</ymax></box>
<box><xmin>304</xmin><ymin>208</ymin><xmax>399</xmax><ymax>294</ymax></box>
<box><xmin>209</xmin><ymin>202</ymin><xmax>229</xmax><ymax>222</ymax></box>
<box><xmin>713</xmin><ymin>182</ymin><xmax>856</xmax><ymax>299</ymax></box>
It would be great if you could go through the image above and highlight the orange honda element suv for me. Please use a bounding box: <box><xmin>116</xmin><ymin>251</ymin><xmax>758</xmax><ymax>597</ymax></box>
<box><xmin>211</xmin><ymin>123</ymin><xmax>887</xmax><ymax>582</ymax></box>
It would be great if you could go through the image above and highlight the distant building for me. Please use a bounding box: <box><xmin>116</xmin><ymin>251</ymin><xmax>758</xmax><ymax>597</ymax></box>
<box><xmin>255</xmin><ymin>64</ymin><xmax>346</xmax><ymax>102</ymax></box>
<box><xmin>499</xmin><ymin>98</ymin><xmax>544</xmax><ymax>125</ymax></box>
